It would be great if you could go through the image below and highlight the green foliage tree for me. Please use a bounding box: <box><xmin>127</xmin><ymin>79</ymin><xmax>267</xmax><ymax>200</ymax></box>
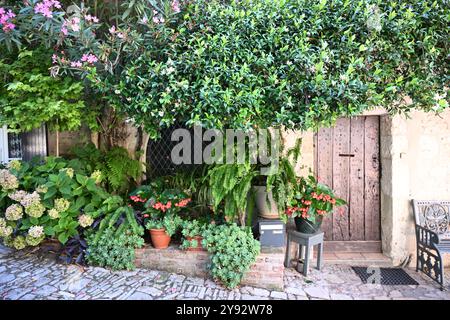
<box><xmin>0</xmin><ymin>48</ymin><xmax>95</xmax><ymax>132</ymax></box>
<box><xmin>119</xmin><ymin>0</ymin><xmax>449</xmax><ymax>135</ymax></box>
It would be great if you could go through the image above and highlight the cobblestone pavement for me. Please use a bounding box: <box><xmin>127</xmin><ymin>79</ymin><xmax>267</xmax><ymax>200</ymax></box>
<box><xmin>1</xmin><ymin>245</ymin><xmax>449</xmax><ymax>300</ymax></box>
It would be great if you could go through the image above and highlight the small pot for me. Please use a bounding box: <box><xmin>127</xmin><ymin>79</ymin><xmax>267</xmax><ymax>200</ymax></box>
<box><xmin>253</xmin><ymin>186</ymin><xmax>279</xmax><ymax>219</ymax></box>
<box><xmin>149</xmin><ymin>229</ymin><xmax>171</xmax><ymax>249</ymax></box>
<box><xmin>294</xmin><ymin>216</ymin><xmax>323</xmax><ymax>234</ymax></box>
<box><xmin>185</xmin><ymin>236</ymin><xmax>205</xmax><ymax>252</ymax></box>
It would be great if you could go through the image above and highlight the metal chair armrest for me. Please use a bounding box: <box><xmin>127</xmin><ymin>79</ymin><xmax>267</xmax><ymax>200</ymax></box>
<box><xmin>416</xmin><ymin>224</ymin><xmax>440</xmax><ymax>248</ymax></box>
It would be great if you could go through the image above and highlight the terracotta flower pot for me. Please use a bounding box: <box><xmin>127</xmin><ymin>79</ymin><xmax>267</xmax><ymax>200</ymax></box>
<box><xmin>149</xmin><ymin>229</ymin><xmax>171</xmax><ymax>249</ymax></box>
<box><xmin>185</xmin><ymin>236</ymin><xmax>205</xmax><ymax>252</ymax></box>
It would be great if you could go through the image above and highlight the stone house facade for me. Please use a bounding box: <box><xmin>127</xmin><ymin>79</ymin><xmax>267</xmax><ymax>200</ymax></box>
<box><xmin>2</xmin><ymin>109</ymin><xmax>449</xmax><ymax>267</ymax></box>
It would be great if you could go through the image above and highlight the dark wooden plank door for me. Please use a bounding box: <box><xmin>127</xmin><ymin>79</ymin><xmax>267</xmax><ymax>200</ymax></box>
<box><xmin>315</xmin><ymin>117</ymin><xmax>381</xmax><ymax>242</ymax></box>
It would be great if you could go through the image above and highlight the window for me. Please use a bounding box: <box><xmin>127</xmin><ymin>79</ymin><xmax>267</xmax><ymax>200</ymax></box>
<box><xmin>0</xmin><ymin>126</ymin><xmax>23</xmax><ymax>163</ymax></box>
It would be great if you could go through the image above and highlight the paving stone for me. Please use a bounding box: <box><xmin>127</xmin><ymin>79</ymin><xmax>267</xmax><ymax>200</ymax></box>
<box><xmin>0</xmin><ymin>273</ymin><xmax>15</xmax><ymax>285</ymax></box>
<box><xmin>330</xmin><ymin>293</ymin><xmax>352</xmax><ymax>300</ymax></box>
<box><xmin>285</xmin><ymin>286</ymin><xmax>307</xmax><ymax>296</ymax></box>
<box><xmin>127</xmin><ymin>291</ymin><xmax>153</xmax><ymax>300</ymax></box>
<box><xmin>4</xmin><ymin>288</ymin><xmax>31</xmax><ymax>299</ymax></box>
<box><xmin>33</xmin><ymin>285</ymin><xmax>58</xmax><ymax>296</ymax></box>
<box><xmin>2</xmin><ymin>247</ymin><xmax>450</xmax><ymax>301</ymax></box>
<box><xmin>253</xmin><ymin>288</ymin><xmax>270</xmax><ymax>297</ymax></box>
<box><xmin>270</xmin><ymin>291</ymin><xmax>287</xmax><ymax>299</ymax></box>
<box><xmin>137</xmin><ymin>286</ymin><xmax>163</xmax><ymax>297</ymax></box>
<box><xmin>304</xmin><ymin>286</ymin><xmax>330</xmax><ymax>300</ymax></box>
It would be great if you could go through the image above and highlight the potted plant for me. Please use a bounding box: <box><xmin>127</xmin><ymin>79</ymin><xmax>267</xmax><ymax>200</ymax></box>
<box><xmin>280</xmin><ymin>175</ymin><xmax>346</xmax><ymax>233</ymax></box>
<box><xmin>142</xmin><ymin>188</ymin><xmax>191</xmax><ymax>249</ymax></box>
<box><xmin>180</xmin><ymin>220</ymin><xmax>208</xmax><ymax>251</ymax></box>
<box><xmin>253</xmin><ymin>136</ymin><xmax>302</xmax><ymax>219</ymax></box>
<box><xmin>145</xmin><ymin>215</ymin><xmax>183</xmax><ymax>249</ymax></box>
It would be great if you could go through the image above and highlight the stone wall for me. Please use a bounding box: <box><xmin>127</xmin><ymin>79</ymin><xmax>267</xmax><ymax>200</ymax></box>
<box><xmin>135</xmin><ymin>245</ymin><xmax>285</xmax><ymax>291</ymax></box>
<box><xmin>47</xmin><ymin>127</ymin><xmax>91</xmax><ymax>157</ymax></box>
<box><xmin>380</xmin><ymin>109</ymin><xmax>450</xmax><ymax>266</ymax></box>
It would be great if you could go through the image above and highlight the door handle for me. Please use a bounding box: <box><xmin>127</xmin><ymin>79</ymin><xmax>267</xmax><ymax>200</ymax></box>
<box><xmin>339</xmin><ymin>153</ymin><xmax>355</xmax><ymax>157</ymax></box>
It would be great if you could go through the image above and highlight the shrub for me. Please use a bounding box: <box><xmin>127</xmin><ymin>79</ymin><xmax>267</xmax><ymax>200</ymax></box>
<box><xmin>120</xmin><ymin>0</ymin><xmax>448</xmax><ymax>134</ymax></box>
<box><xmin>86</xmin><ymin>227</ymin><xmax>144</xmax><ymax>270</ymax></box>
<box><xmin>0</xmin><ymin>157</ymin><xmax>109</xmax><ymax>248</ymax></box>
<box><xmin>72</xmin><ymin>143</ymin><xmax>143</xmax><ymax>195</ymax></box>
<box><xmin>203</xmin><ymin>223</ymin><xmax>260</xmax><ymax>288</ymax></box>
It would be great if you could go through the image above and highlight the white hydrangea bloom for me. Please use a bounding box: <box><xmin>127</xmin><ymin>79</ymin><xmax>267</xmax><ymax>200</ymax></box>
<box><xmin>5</xmin><ymin>204</ymin><xmax>23</xmax><ymax>221</ymax></box>
<box><xmin>28</xmin><ymin>225</ymin><xmax>44</xmax><ymax>238</ymax></box>
<box><xmin>78</xmin><ymin>214</ymin><xmax>94</xmax><ymax>228</ymax></box>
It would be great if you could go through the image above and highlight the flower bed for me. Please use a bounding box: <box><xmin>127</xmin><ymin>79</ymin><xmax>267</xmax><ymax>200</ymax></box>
<box><xmin>135</xmin><ymin>245</ymin><xmax>285</xmax><ymax>291</ymax></box>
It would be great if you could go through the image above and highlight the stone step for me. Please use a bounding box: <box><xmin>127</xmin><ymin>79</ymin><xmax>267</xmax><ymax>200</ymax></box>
<box><xmin>318</xmin><ymin>252</ymin><xmax>393</xmax><ymax>267</ymax></box>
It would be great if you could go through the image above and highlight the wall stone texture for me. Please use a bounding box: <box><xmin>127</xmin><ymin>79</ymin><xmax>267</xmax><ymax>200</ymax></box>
<box><xmin>381</xmin><ymin>109</ymin><xmax>450</xmax><ymax>266</ymax></box>
<box><xmin>135</xmin><ymin>245</ymin><xmax>285</xmax><ymax>291</ymax></box>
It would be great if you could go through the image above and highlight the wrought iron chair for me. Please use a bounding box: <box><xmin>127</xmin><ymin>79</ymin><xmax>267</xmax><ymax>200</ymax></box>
<box><xmin>412</xmin><ymin>200</ymin><xmax>450</xmax><ymax>290</ymax></box>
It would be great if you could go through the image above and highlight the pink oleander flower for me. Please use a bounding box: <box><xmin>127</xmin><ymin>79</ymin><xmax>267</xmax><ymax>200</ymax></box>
<box><xmin>70</xmin><ymin>17</ymin><xmax>80</xmax><ymax>32</ymax></box>
<box><xmin>85</xmin><ymin>14</ymin><xmax>99</xmax><ymax>23</ymax></box>
<box><xmin>81</xmin><ymin>53</ymin><xmax>98</xmax><ymax>65</ymax></box>
<box><xmin>0</xmin><ymin>7</ymin><xmax>16</xmax><ymax>33</ymax></box>
<box><xmin>171</xmin><ymin>0</ymin><xmax>181</xmax><ymax>13</ymax></box>
<box><xmin>109</xmin><ymin>25</ymin><xmax>116</xmax><ymax>34</ymax></box>
<box><xmin>61</xmin><ymin>21</ymin><xmax>68</xmax><ymax>35</ymax></box>
<box><xmin>34</xmin><ymin>0</ymin><xmax>61</xmax><ymax>19</ymax></box>
<box><xmin>52</xmin><ymin>54</ymin><xmax>58</xmax><ymax>64</ymax></box>
<box><xmin>141</xmin><ymin>17</ymin><xmax>148</xmax><ymax>24</ymax></box>
<box><xmin>70</xmin><ymin>61</ymin><xmax>82</xmax><ymax>68</ymax></box>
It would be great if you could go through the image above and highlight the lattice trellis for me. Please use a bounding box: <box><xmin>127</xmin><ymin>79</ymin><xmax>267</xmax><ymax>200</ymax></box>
<box><xmin>146</xmin><ymin>124</ymin><xmax>204</xmax><ymax>178</ymax></box>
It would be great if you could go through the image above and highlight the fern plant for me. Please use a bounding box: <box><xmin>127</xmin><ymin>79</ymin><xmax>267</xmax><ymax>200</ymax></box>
<box><xmin>264</xmin><ymin>137</ymin><xmax>303</xmax><ymax>215</ymax></box>
<box><xmin>72</xmin><ymin>143</ymin><xmax>142</xmax><ymax>195</ymax></box>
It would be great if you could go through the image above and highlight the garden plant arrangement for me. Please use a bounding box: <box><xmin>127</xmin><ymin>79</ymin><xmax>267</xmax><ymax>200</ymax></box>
<box><xmin>281</xmin><ymin>175</ymin><xmax>347</xmax><ymax>233</ymax></box>
<box><xmin>0</xmin><ymin>0</ymin><xmax>448</xmax><ymax>301</ymax></box>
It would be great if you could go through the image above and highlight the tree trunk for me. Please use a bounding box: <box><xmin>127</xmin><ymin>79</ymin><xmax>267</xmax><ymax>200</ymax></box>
<box><xmin>90</xmin><ymin>107</ymin><xmax>149</xmax><ymax>184</ymax></box>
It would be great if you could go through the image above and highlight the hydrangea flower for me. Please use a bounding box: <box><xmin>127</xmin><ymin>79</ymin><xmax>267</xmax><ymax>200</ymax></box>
<box><xmin>90</xmin><ymin>170</ymin><xmax>102</xmax><ymax>184</ymax></box>
<box><xmin>9</xmin><ymin>190</ymin><xmax>27</xmax><ymax>202</ymax></box>
<box><xmin>60</xmin><ymin>167</ymin><xmax>74</xmax><ymax>178</ymax></box>
<box><xmin>13</xmin><ymin>236</ymin><xmax>26</xmax><ymax>250</ymax></box>
<box><xmin>28</xmin><ymin>225</ymin><xmax>44</xmax><ymax>238</ymax></box>
<box><xmin>48</xmin><ymin>208</ymin><xmax>60</xmax><ymax>219</ymax></box>
<box><xmin>0</xmin><ymin>218</ymin><xmax>13</xmax><ymax>238</ymax></box>
<box><xmin>26</xmin><ymin>234</ymin><xmax>44</xmax><ymax>246</ymax></box>
<box><xmin>36</xmin><ymin>185</ymin><xmax>48</xmax><ymax>194</ymax></box>
<box><xmin>25</xmin><ymin>202</ymin><xmax>45</xmax><ymax>218</ymax></box>
<box><xmin>78</xmin><ymin>214</ymin><xmax>94</xmax><ymax>228</ymax></box>
<box><xmin>0</xmin><ymin>169</ymin><xmax>19</xmax><ymax>191</ymax></box>
<box><xmin>6</xmin><ymin>160</ymin><xmax>21</xmax><ymax>171</ymax></box>
<box><xmin>20</xmin><ymin>191</ymin><xmax>41</xmax><ymax>207</ymax></box>
<box><xmin>54</xmin><ymin>198</ymin><xmax>70</xmax><ymax>213</ymax></box>
<box><xmin>5</xmin><ymin>204</ymin><xmax>23</xmax><ymax>221</ymax></box>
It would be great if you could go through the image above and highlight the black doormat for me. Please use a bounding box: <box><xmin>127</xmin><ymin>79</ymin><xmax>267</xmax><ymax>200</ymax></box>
<box><xmin>351</xmin><ymin>267</ymin><xmax>419</xmax><ymax>285</ymax></box>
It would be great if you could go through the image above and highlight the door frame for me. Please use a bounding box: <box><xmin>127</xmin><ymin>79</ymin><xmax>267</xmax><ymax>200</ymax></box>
<box><xmin>313</xmin><ymin>116</ymin><xmax>382</xmax><ymax>252</ymax></box>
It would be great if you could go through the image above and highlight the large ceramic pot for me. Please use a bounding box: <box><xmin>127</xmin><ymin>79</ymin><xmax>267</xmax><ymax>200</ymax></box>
<box><xmin>253</xmin><ymin>186</ymin><xmax>279</xmax><ymax>219</ymax></box>
<box><xmin>185</xmin><ymin>235</ymin><xmax>205</xmax><ymax>252</ymax></box>
<box><xmin>294</xmin><ymin>216</ymin><xmax>323</xmax><ymax>234</ymax></box>
<box><xmin>149</xmin><ymin>229</ymin><xmax>171</xmax><ymax>249</ymax></box>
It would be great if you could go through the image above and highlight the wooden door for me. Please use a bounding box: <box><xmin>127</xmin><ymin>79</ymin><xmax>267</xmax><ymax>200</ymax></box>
<box><xmin>315</xmin><ymin>117</ymin><xmax>380</xmax><ymax>243</ymax></box>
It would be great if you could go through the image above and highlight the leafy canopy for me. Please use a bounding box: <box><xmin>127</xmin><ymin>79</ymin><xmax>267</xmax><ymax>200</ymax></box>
<box><xmin>0</xmin><ymin>48</ymin><xmax>94</xmax><ymax>132</ymax></box>
<box><xmin>119</xmin><ymin>0</ymin><xmax>449</xmax><ymax>135</ymax></box>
